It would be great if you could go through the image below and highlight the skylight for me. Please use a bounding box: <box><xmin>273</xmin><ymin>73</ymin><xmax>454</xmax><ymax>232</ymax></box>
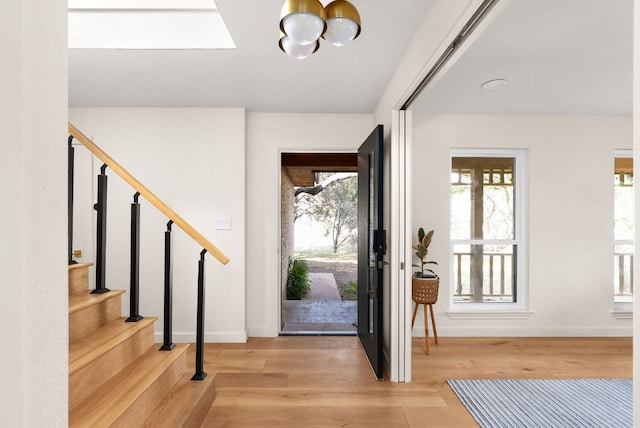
<box><xmin>68</xmin><ymin>0</ymin><xmax>235</xmax><ymax>50</ymax></box>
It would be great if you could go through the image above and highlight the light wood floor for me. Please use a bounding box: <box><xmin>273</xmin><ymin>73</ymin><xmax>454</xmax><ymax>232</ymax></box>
<box><xmin>196</xmin><ymin>336</ymin><xmax>632</xmax><ymax>427</ymax></box>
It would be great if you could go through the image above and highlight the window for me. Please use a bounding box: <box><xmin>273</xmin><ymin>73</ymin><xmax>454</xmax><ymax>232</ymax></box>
<box><xmin>451</xmin><ymin>150</ymin><xmax>526</xmax><ymax>306</ymax></box>
<box><xmin>614</xmin><ymin>153</ymin><xmax>633</xmax><ymax>304</ymax></box>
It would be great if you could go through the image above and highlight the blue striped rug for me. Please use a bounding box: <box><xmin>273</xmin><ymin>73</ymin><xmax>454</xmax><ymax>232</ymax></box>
<box><xmin>448</xmin><ymin>378</ymin><xmax>632</xmax><ymax>428</ymax></box>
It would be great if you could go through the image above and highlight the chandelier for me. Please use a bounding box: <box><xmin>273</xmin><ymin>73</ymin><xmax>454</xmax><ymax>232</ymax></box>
<box><xmin>279</xmin><ymin>0</ymin><xmax>361</xmax><ymax>59</ymax></box>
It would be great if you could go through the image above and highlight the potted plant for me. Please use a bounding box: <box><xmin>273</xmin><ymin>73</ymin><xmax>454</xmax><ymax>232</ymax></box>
<box><xmin>413</xmin><ymin>228</ymin><xmax>437</xmax><ymax>279</ymax></box>
<box><xmin>411</xmin><ymin>227</ymin><xmax>440</xmax><ymax>353</ymax></box>
<box><xmin>411</xmin><ymin>227</ymin><xmax>439</xmax><ymax>305</ymax></box>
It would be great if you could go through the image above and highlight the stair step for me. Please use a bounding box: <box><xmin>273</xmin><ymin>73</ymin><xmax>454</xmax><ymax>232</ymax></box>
<box><xmin>69</xmin><ymin>289</ymin><xmax>125</xmax><ymax>343</ymax></box>
<box><xmin>68</xmin><ymin>263</ymin><xmax>93</xmax><ymax>296</ymax></box>
<box><xmin>69</xmin><ymin>317</ymin><xmax>157</xmax><ymax>406</ymax></box>
<box><xmin>69</xmin><ymin>343</ymin><xmax>189</xmax><ymax>428</ymax></box>
<box><xmin>143</xmin><ymin>371</ymin><xmax>217</xmax><ymax>428</ymax></box>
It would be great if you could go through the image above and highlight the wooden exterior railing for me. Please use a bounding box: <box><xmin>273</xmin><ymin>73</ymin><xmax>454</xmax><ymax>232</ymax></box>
<box><xmin>68</xmin><ymin>122</ymin><xmax>229</xmax><ymax>265</ymax></box>
<box><xmin>453</xmin><ymin>250</ymin><xmax>514</xmax><ymax>302</ymax></box>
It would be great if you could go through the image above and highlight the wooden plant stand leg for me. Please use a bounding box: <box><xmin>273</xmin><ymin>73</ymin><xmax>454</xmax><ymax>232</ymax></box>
<box><xmin>423</xmin><ymin>303</ymin><xmax>430</xmax><ymax>354</ymax></box>
<box><xmin>429</xmin><ymin>304</ymin><xmax>438</xmax><ymax>345</ymax></box>
<box><xmin>411</xmin><ymin>302</ymin><xmax>419</xmax><ymax>328</ymax></box>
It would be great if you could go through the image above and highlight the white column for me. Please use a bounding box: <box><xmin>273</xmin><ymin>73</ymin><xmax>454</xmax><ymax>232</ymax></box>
<box><xmin>633</xmin><ymin>1</ymin><xmax>640</xmax><ymax>425</ymax></box>
<box><xmin>0</xmin><ymin>0</ymin><xmax>68</xmax><ymax>425</ymax></box>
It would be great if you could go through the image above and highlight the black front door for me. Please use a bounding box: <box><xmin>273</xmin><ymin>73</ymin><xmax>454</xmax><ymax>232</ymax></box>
<box><xmin>357</xmin><ymin>125</ymin><xmax>385</xmax><ymax>380</ymax></box>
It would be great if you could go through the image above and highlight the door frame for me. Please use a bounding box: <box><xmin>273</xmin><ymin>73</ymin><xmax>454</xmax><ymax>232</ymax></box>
<box><xmin>277</xmin><ymin>148</ymin><xmax>359</xmax><ymax>334</ymax></box>
<box><xmin>274</xmin><ymin>129</ymin><xmax>413</xmax><ymax>382</ymax></box>
<box><xmin>387</xmin><ymin>110</ymin><xmax>413</xmax><ymax>382</ymax></box>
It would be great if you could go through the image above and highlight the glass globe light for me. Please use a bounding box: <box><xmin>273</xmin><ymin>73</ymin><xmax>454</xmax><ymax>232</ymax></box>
<box><xmin>324</xmin><ymin>17</ymin><xmax>359</xmax><ymax>46</ymax></box>
<box><xmin>282</xmin><ymin>12</ymin><xmax>325</xmax><ymax>46</ymax></box>
<box><xmin>280</xmin><ymin>0</ymin><xmax>327</xmax><ymax>46</ymax></box>
<box><xmin>323</xmin><ymin>1</ymin><xmax>361</xmax><ymax>46</ymax></box>
<box><xmin>279</xmin><ymin>34</ymin><xmax>319</xmax><ymax>59</ymax></box>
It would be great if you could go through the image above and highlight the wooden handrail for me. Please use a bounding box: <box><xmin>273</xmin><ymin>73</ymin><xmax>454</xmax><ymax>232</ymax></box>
<box><xmin>69</xmin><ymin>123</ymin><xmax>230</xmax><ymax>265</ymax></box>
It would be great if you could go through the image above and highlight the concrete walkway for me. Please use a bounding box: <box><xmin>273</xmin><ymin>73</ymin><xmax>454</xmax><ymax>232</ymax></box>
<box><xmin>304</xmin><ymin>272</ymin><xmax>341</xmax><ymax>300</ymax></box>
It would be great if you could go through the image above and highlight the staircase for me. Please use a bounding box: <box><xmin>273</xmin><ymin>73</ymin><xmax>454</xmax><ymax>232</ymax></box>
<box><xmin>68</xmin><ymin>262</ymin><xmax>216</xmax><ymax>427</ymax></box>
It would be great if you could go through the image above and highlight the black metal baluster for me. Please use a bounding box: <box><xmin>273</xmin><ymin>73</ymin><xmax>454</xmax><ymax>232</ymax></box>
<box><xmin>127</xmin><ymin>192</ymin><xmax>143</xmax><ymax>322</ymax></box>
<box><xmin>68</xmin><ymin>136</ymin><xmax>77</xmax><ymax>265</ymax></box>
<box><xmin>160</xmin><ymin>220</ymin><xmax>175</xmax><ymax>351</ymax></box>
<box><xmin>192</xmin><ymin>249</ymin><xmax>207</xmax><ymax>381</ymax></box>
<box><xmin>93</xmin><ymin>164</ymin><xmax>110</xmax><ymax>294</ymax></box>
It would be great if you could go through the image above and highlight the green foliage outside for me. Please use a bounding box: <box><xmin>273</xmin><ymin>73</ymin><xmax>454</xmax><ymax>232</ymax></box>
<box><xmin>286</xmin><ymin>258</ymin><xmax>310</xmax><ymax>300</ymax></box>
<box><xmin>339</xmin><ymin>280</ymin><xmax>358</xmax><ymax>299</ymax></box>
<box><xmin>297</xmin><ymin>173</ymin><xmax>358</xmax><ymax>254</ymax></box>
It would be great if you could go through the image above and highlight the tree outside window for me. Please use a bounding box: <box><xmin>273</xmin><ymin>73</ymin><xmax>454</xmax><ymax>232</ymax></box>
<box><xmin>451</xmin><ymin>156</ymin><xmax>520</xmax><ymax>303</ymax></box>
<box><xmin>614</xmin><ymin>155</ymin><xmax>634</xmax><ymax>303</ymax></box>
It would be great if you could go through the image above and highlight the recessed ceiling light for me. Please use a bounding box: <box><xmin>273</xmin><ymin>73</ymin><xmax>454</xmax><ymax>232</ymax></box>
<box><xmin>481</xmin><ymin>79</ymin><xmax>508</xmax><ymax>90</ymax></box>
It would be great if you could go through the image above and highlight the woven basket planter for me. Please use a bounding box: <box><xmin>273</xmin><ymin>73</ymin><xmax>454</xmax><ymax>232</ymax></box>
<box><xmin>411</xmin><ymin>276</ymin><xmax>439</xmax><ymax>304</ymax></box>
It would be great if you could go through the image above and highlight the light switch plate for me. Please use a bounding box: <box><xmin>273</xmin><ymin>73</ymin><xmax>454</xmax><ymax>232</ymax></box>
<box><xmin>215</xmin><ymin>217</ymin><xmax>231</xmax><ymax>230</ymax></box>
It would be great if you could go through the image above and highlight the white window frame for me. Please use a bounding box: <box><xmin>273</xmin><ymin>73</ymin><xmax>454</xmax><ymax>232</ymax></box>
<box><xmin>447</xmin><ymin>148</ymin><xmax>530</xmax><ymax>319</ymax></box>
<box><xmin>613</xmin><ymin>149</ymin><xmax>633</xmax><ymax>318</ymax></box>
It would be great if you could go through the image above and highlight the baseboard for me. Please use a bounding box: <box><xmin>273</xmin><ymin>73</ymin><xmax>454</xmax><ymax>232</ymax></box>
<box><xmin>383</xmin><ymin>347</ymin><xmax>394</xmax><ymax>382</ymax></box>
<box><xmin>247</xmin><ymin>326</ymin><xmax>279</xmax><ymax>337</ymax></box>
<box><xmin>417</xmin><ymin>327</ymin><xmax>633</xmax><ymax>337</ymax></box>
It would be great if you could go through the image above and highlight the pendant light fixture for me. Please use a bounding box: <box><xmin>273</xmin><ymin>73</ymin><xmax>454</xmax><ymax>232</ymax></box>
<box><xmin>279</xmin><ymin>32</ymin><xmax>320</xmax><ymax>59</ymax></box>
<box><xmin>279</xmin><ymin>0</ymin><xmax>361</xmax><ymax>59</ymax></box>
<box><xmin>323</xmin><ymin>0</ymin><xmax>361</xmax><ymax>46</ymax></box>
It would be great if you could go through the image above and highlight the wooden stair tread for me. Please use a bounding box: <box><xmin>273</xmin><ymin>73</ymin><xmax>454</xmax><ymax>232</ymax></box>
<box><xmin>69</xmin><ymin>343</ymin><xmax>189</xmax><ymax>428</ymax></box>
<box><xmin>144</xmin><ymin>371</ymin><xmax>217</xmax><ymax>428</ymax></box>
<box><xmin>68</xmin><ymin>263</ymin><xmax>93</xmax><ymax>296</ymax></box>
<box><xmin>68</xmin><ymin>262</ymin><xmax>93</xmax><ymax>272</ymax></box>
<box><xmin>69</xmin><ymin>316</ymin><xmax>157</xmax><ymax>374</ymax></box>
<box><xmin>69</xmin><ymin>289</ymin><xmax>125</xmax><ymax>314</ymax></box>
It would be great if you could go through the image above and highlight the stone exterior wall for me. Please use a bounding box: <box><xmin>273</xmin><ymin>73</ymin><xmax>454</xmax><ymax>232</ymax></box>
<box><xmin>281</xmin><ymin>170</ymin><xmax>296</xmax><ymax>308</ymax></box>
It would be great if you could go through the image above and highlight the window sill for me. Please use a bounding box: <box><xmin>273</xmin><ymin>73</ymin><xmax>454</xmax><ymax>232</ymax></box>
<box><xmin>611</xmin><ymin>310</ymin><xmax>633</xmax><ymax>320</ymax></box>
<box><xmin>446</xmin><ymin>310</ymin><xmax>534</xmax><ymax>320</ymax></box>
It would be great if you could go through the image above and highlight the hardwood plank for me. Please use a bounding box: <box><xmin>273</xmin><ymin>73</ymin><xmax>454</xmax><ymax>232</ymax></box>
<box><xmin>204</xmin><ymin>359</ymin><xmax>266</xmax><ymax>373</ymax></box>
<box><xmin>213</xmin><ymin>387</ymin><xmax>445</xmax><ymax>407</ymax></box>
<box><xmin>69</xmin><ymin>290</ymin><xmax>125</xmax><ymax>343</ymax></box>
<box><xmin>202</xmin><ymin>406</ymin><xmax>410</xmax><ymax>428</ymax></box>
<box><xmin>262</xmin><ymin>358</ymin><xmax>372</xmax><ymax>374</ymax></box>
<box><xmin>69</xmin><ymin>344</ymin><xmax>188</xmax><ymax>428</ymax></box>
<box><xmin>223</xmin><ymin>336</ymin><xmax>362</xmax><ymax>350</ymax></box>
<box><xmin>68</xmin><ymin>263</ymin><xmax>92</xmax><ymax>295</ymax></box>
<box><xmin>68</xmin><ymin>262</ymin><xmax>93</xmax><ymax>272</ymax></box>
<box><xmin>402</xmin><ymin>406</ymin><xmax>478</xmax><ymax>428</ymax></box>
<box><xmin>68</xmin><ymin>288</ymin><xmax>125</xmax><ymax>314</ymax></box>
<box><xmin>215</xmin><ymin>373</ymin><xmax>288</xmax><ymax>388</ymax></box>
<box><xmin>197</xmin><ymin>336</ymin><xmax>631</xmax><ymax>427</ymax></box>
<box><xmin>285</xmin><ymin>372</ymin><xmax>429</xmax><ymax>390</ymax></box>
<box><xmin>69</xmin><ymin>317</ymin><xmax>157</xmax><ymax>374</ymax></box>
<box><xmin>69</xmin><ymin>317</ymin><xmax>157</xmax><ymax>408</ymax></box>
<box><xmin>215</xmin><ymin>348</ymin><xmax>362</xmax><ymax>361</ymax></box>
<box><xmin>144</xmin><ymin>371</ymin><xmax>216</xmax><ymax>428</ymax></box>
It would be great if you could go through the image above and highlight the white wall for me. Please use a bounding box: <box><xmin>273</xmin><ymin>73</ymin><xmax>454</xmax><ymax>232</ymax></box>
<box><xmin>68</xmin><ymin>110</ymin><xmax>374</xmax><ymax>340</ymax></box>
<box><xmin>412</xmin><ymin>114</ymin><xmax>632</xmax><ymax>336</ymax></box>
<box><xmin>246</xmin><ymin>113</ymin><xmax>373</xmax><ymax>336</ymax></box>
<box><xmin>633</xmin><ymin>1</ymin><xmax>640</xmax><ymax>422</ymax></box>
<box><xmin>0</xmin><ymin>0</ymin><xmax>68</xmax><ymax>426</ymax></box>
<box><xmin>69</xmin><ymin>108</ymin><xmax>247</xmax><ymax>342</ymax></box>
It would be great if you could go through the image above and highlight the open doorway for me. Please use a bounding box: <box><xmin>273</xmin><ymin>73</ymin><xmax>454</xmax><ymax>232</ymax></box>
<box><xmin>280</xmin><ymin>153</ymin><xmax>358</xmax><ymax>334</ymax></box>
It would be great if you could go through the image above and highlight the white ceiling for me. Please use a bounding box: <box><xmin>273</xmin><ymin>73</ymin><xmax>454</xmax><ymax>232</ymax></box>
<box><xmin>410</xmin><ymin>0</ymin><xmax>633</xmax><ymax>116</ymax></box>
<box><xmin>68</xmin><ymin>0</ymin><xmax>433</xmax><ymax>113</ymax></box>
<box><xmin>68</xmin><ymin>0</ymin><xmax>633</xmax><ymax>116</ymax></box>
